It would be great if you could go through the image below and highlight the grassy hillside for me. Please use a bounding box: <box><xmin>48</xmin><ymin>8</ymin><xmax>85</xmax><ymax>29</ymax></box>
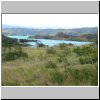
<box><xmin>2</xmin><ymin>42</ymin><xmax>98</xmax><ymax>86</ymax></box>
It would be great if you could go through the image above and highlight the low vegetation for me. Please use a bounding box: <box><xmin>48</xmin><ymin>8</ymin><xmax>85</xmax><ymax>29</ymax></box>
<box><xmin>2</xmin><ymin>40</ymin><xmax>98</xmax><ymax>86</ymax></box>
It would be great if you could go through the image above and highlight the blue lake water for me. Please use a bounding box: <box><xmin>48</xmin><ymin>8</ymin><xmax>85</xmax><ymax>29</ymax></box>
<box><xmin>7</xmin><ymin>35</ymin><xmax>93</xmax><ymax>47</ymax></box>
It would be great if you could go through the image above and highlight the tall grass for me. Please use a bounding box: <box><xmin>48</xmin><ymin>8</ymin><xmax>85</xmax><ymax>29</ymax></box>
<box><xmin>2</xmin><ymin>43</ymin><xmax>98</xmax><ymax>86</ymax></box>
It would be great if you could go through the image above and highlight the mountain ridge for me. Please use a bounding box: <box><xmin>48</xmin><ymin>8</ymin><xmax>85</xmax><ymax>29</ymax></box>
<box><xmin>2</xmin><ymin>25</ymin><xmax>98</xmax><ymax>36</ymax></box>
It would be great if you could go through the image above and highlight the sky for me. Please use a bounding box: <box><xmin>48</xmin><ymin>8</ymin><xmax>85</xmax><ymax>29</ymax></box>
<box><xmin>2</xmin><ymin>14</ymin><xmax>99</xmax><ymax>29</ymax></box>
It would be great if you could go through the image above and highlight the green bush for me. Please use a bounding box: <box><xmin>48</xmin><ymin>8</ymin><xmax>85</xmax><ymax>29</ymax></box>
<box><xmin>72</xmin><ymin>69</ymin><xmax>81</xmax><ymax>85</ymax></box>
<box><xmin>90</xmin><ymin>64</ymin><xmax>98</xmax><ymax>85</ymax></box>
<box><xmin>45</xmin><ymin>61</ymin><xmax>57</xmax><ymax>69</ymax></box>
<box><xmin>73</xmin><ymin>47</ymin><xmax>83</xmax><ymax>56</ymax></box>
<box><xmin>82</xmin><ymin>68</ymin><xmax>93</xmax><ymax>81</ymax></box>
<box><xmin>64</xmin><ymin>65</ymin><xmax>98</xmax><ymax>86</ymax></box>
<box><xmin>74</xmin><ymin>44</ymin><xmax>98</xmax><ymax>64</ymax></box>
<box><xmin>37</xmin><ymin>43</ymin><xmax>45</xmax><ymax>47</ymax></box>
<box><xmin>50</xmin><ymin>70</ymin><xmax>65</xmax><ymax>85</ymax></box>
<box><xmin>68</xmin><ymin>43</ymin><xmax>74</xmax><ymax>46</ymax></box>
<box><xmin>79</xmin><ymin>54</ymin><xmax>97</xmax><ymax>64</ymax></box>
<box><xmin>58</xmin><ymin>56</ymin><xmax>68</xmax><ymax>63</ymax></box>
<box><xmin>62</xmin><ymin>47</ymin><xmax>71</xmax><ymax>56</ymax></box>
<box><xmin>79</xmin><ymin>56</ymin><xmax>91</xmax><ymax>64</ymax></box>
<box><xmin>72</xmin><ymin>68</ymin><xmax>91</xmax><ymax>85</ymax></box>
<box><xmin>2</xmin><ymin>46</ymin><xmax>28</xmax><ymax>61</ymax></box>
<box><xmin>59</xmin><ymin>43</ymin><xmax>67</xmax><ymax>49</ymax></box>
<box><xmin>46</xmin><ymin>47</ymin><xmax>56</xmax><ymax>54</ymax></box>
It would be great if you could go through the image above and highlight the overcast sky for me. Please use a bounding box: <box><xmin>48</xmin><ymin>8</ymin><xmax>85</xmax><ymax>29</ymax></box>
<box><xmin>2</xmin><ymin>14</ymin><xmax>99</xmax><ymax>29</ymax></box>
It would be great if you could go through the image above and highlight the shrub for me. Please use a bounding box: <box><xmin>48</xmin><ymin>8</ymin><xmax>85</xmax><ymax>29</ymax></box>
<box><xmin>82</xmin><ymin>68</ymin><xmax>93</xmax><ymax>80</ymax></box>
<box><xmin>46</xmin><ymin>47</ymin><xmax>56</xmax><ymax>54</ymax></box>
<box><xmin>62</xmin><ymin>47</ymin><xmax>71</xmax><ymax>56</ymax></box>
<box><xmin>45</xmin><ymin>61</ymin><xmax>57</xmax><ymax>69</ymax></box>
<box><xmin>79</xmin><ymin>56</ymin><xmax>91</xmax><ymax>64</ymax></box>
<box><xmin>74</xmin><ymin>44</ymin><xmax>98</xmax><ymax>64</ymax></box>
<box><xmin>58</xmin><ymin>56</ymin><xmax>68</xmax><ymax>63</ymax></box>
<box><xmin>58</xmin><ymin>57</ymin><xmax>63</xmax><ymax>63</ymax></box>
<box><xmin>90</xmin><ymin>64</ymin><xmax>98</xmax><ymax>85</ymax></box>
<box><xmin>59</xmin><ymin>43</ymin><xmax>67</xmax><ymax>49</ymax></box>
<box><xmin>50</xmin><ymin>70</ymin><xmax>65</xmax><ymax>85</ymax></box>
<box><xmin>73</xmin><ymin>47</ymin><xmax>83</xmax><ymax>56</ymax></box>
<box><xmin>68</xmin><ymin>43</ymin><xmax>74</xmax><ymax>46</ymax></box>
<box><xmin>72</xmin><ymin>69</ymin><xmax>81</xmax><ymax>85</ymax></box>
<box><xmin>79</xmin><ymin>55</ymin><xmax>97</xmax><ymax>64</ymax></box>
<box><xmin>37</xmin><ymin>43</ymin><xmax>45</xmax><ymax>47</ymax></box>
<box><xmin>2</xmin><ymin>46</ymin><xmax>28</xmax><ymax>61</ymax></box>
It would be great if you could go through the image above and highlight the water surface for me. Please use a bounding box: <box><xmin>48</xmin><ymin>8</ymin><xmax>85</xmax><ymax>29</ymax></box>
<box><xmin>7</xmin><ymin>35</ymin><xmax>93</xmax><ymax>47</ymax></box>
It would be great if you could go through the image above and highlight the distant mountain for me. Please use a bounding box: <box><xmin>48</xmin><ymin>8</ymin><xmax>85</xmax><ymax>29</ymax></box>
<box><xmin>2</xmin><ymin>24</ymin><xmax>20</xmax><ymax>29</ymax></box>
<box><xmin>29</xmin><ymin>31</ymin><xmax>98</xmax><ymax>42</ymax></box>
<box><xmin>2</xmin><ymin>25</ymin><xmax>98</xmax><ymax>36</ymax></box>
<box><xmin>2</xmin><ymin>24</ymin><xmax>32</xmax><ymax>29</ymax></box>
<box><xmin>2</xmin><ymin>28</ymin><xmax>38</xmax><ymax>36</ymax></box>
<box><xmin>50</xmin><ymin>32</ymin><xmax>69</xmax><ymax>40</ymax></box>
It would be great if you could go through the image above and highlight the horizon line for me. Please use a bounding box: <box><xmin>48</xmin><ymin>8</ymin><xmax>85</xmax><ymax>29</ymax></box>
<box><xmin>2</xmin><ymin>24</ymin><xmax>98</xmax><ymax>29</ymax></box>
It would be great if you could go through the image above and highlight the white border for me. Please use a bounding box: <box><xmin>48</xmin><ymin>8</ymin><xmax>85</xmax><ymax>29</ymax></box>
<box><xmin>98</xmin><ymin>13</ymin><xmax>99</xmax><ymax>87</ymax></box>
<box><xmin>0</xmin><ymin>1</ymin><xmax>2</xmax><ymax>99</ymax></box>
<box><xmin>1</xmin><ymin>0</ymin><xmax>100</xmax><ymax>1</ymax></box>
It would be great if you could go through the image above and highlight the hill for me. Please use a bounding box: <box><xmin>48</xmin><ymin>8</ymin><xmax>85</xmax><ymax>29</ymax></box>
<box><xmin>29</xmin><ymin>32</ymin><xmax>98</xmax><ymax>42</ymax></box>
<box><xmin>2</xmin><ymin>25</ymin><xmax>98</xmax><ymax>36</ymax></box>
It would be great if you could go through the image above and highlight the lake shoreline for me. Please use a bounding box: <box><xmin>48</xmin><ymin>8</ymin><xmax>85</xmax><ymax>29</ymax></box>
<box><xmin>6</xmin><ymin>35</ymin><xmax>94</xmax><ymax>47</ymax></box>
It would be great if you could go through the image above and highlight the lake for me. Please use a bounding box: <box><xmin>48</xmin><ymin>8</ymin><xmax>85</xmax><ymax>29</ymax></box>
<box><xmin>7</xmin><ymin>35</ymin><xmax>93</xmax><ymax>47</ymax></box>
